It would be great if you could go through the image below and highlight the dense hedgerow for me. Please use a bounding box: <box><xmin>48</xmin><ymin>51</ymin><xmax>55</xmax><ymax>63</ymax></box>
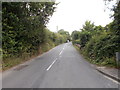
<box><xmin>71</xmin><ymin>1</ymin><xmax>120</xmax><ymax>67</ymax></box>
<box><xmin>2</xmin><ymin>2</ymin><xmax>70</xmax><ymax>70</ymax></box>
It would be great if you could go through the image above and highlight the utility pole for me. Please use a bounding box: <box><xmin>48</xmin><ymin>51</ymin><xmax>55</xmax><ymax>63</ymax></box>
<box><xmin>56</xmin><ymin>26</ymin><xmax>58</xmax><ymax>32</ymax></box>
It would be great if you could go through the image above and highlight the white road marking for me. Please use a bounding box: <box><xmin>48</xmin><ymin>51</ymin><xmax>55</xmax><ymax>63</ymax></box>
<box><xmin>46</xmin><ymin>58</ymin><xmax>57</xmax><ymax>71</ymax></box>
<box><xmin>59</xmin><ymin>44</ymin><xmax>66</xmax><ymax>55</ymax></box>
<box><xmin>103</xmin><ymin>75</ymin><xmax>120</xmax><ymax>85</ymax></box>
<box><xmin>47</xmin><ymin>44</ymin><xmax>66</xmax><ymax>71</ymax></box>
<box><xmin>59</xmin><ymin>51</ymin><xmax>63</xmax><ymax>55</ymax></box>
<box><xmin>97</xmin><ymin>69</ymin><xmax>120</xmax><ymax>85</ymax></box>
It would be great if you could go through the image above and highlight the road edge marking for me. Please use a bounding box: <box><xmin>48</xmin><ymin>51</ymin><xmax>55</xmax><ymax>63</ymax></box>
<box><xmin>96</xmin><ymin>69</ymin><xmax>120</xmax><ymax>84</ymax></box>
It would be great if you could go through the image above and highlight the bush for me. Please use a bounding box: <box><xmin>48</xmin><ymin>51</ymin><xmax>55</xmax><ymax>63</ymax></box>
<box><xmin>79</xmin><ymin>31</ymin><xmax>91</xmax><ymax>47</ymax></box>
<box><xmin>84</xmin><ymin>32</ymin><xmax>120</xmax><ymax>65</ymax></box>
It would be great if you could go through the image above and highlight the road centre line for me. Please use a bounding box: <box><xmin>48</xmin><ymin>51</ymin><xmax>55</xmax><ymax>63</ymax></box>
<box><xmin>47</xmin><ymin>44</ymin><xmax>66</xmax><ymax>71</ymax></box>
<box><xmin>46</xmin><ymin>58</ymin><xmax>57</xmax><ymax>71</ymax></box>
<box><xmin>59</xmin><ymin>47</ymin><xmax>65</xmax><ymax>55</ymax></box>
<box><xmin>59</xmin><ymin>51</ymin><xmax>63</xmax><ymax>55</ymax></box>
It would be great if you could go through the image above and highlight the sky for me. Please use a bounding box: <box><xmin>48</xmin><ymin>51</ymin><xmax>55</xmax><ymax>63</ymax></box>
<box><xmin>47</xmin><ymin>0</ymin><xmax>115</xmax><ymax>34</ymax></box>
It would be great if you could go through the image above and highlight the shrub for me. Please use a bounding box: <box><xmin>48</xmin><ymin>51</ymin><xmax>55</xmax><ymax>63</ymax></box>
<box><xmin>79</xmin><ymin>31</ymin><xmax>91</xmax><ymax>47</ymax></box>
<box><xmin>84</xmin><ymin>31</ymin><xmax>120</xmax><ymax>65</ymax></box>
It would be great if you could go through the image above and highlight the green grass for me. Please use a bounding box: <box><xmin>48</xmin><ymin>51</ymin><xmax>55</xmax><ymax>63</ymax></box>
<box><xmin>2</xmin><ymin>53</ymin><xmax>37</xmax><ymax>71</ymax></box>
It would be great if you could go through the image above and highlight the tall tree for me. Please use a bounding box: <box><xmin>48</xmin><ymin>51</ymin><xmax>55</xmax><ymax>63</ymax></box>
<box><xmin>81</xmin><ymin>21</ymin><xmax>95</xmax><ymax>32</ymax></box>
<box><xmin>2</xmin><ymin>2</ymin><xmax>57</xmax><ymax>58</ymax></box>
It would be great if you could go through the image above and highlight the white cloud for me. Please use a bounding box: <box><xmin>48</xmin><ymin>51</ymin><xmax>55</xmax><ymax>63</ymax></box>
<box><xmin>47</xmin><ymin>0</ymin><xmax>115</xmax><ymax>34</ymax></box>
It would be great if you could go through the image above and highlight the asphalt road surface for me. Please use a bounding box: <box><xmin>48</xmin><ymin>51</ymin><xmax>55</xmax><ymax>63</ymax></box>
<box><xmin>2</xmin><ymin>42</ymin><xmax>119</xmax><ymax>88</ymax></box>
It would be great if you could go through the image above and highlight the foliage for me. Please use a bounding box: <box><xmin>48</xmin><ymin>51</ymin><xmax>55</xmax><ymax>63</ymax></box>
<box><xmin>58</xmin><ymin>29</ymin><xmax>71</xmax><ymax>42</ymax></box>
<box><xmin>2</xmin><ymin>2</ymin><xmax>57</xmax><ymax>59</ymax></box>
<box><xmin>79</xmin><ymin>31</ymin><xmax>91</xmax><ymax>48</ymax></box>
<box><xmin>112</xmin><ymin>2</ymin><xmax>120</xmax><ymax>35</ymax></box>
<box><xmin>71</xmin><ymin>30</ymin><xmax>80</xmax><ymax>41</ymax></box>
<box><xmin>72</xmin><ymin>1</ymin><xmax>120</xmax><ymax>67</ymax></box>
<box><xmin>81</xmin><ymin>21</ymin><xmax>95</xmax><ymax>32</ymax></box>
<box><xmin>2</xmin><ymin>2</ymin><xmax>69</xmax><ymax>70</ymax></box>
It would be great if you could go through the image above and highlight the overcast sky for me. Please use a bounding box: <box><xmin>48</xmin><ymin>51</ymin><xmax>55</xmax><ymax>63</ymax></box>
<box><xmin>47</xmin><ymin>0</ymin><xmax>115</xmax><ymax>34</ymax></box>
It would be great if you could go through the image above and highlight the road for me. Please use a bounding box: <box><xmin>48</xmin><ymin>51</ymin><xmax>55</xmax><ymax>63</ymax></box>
<box><xmin>2</xmin><ymin>42</ymin><xmax>119</xmax><ymax>88</ymax></box>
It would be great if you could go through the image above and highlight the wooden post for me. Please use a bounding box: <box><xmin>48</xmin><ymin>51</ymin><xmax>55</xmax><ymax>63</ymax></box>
<box><xmin>116</xmin><ymin>52</ymin><xmax>120</xmax><ymax>65</ymax></box>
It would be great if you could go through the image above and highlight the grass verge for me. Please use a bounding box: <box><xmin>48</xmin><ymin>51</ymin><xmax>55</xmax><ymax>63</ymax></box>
<box><xmin>2</xmin><ymin>41</ymin><xmax>56</xmax><ymax>71</ymax></box>
<box><xmin>74</xmin><ymin>45</ymin><xmax>120</xmax><ymax>68</ymax></box>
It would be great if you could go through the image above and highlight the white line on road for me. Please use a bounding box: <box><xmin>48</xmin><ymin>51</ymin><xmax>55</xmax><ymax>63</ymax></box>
<box><xmin>97</xmin><ymin>69</ymin><xmax>120</xmax><ymax>85</ymax></box>
<box><xmin>46</xmin><ymin>58</ymin><xmax>57</xmax><ymax>71</ymax></box>
<box><xmin>103</xmin><ymin>75</ymin><xmax>120</xmax><ymax>85</ymax></box>
<box><xmin>59</xmin><ymin>51</ymin><xmax>63</xmax><ymax>55</ymax></box>
<box><xmin>47</xmin><ymin>44</ymin><xmax>66</xmax><ymax>71</ymax></box>
<box><xmin>59</xmin><ymin>45</ymin><xmax>66</xmax><ymax>55</ymax></box>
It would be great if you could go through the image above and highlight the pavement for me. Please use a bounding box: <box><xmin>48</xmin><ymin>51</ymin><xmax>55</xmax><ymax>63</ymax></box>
<box><xmin>96</xmin><ymin>66</ymin><xmax>120</xmax><ymax>83</ymax></box>
<box><xmin>1</xmin><ymin>42</ymin><xmax>120</xmax><ymax>88</ymax></box>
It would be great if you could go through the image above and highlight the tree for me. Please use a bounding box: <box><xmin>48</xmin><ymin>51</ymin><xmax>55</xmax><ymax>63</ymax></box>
<box><xmin>112</xmin><ymin>1</ymin><xmax>120</xmax><ymax>35</ymax></box>
<box><xmin>2</xmin><ymin>2</ymin><xmax>57</xmax><ymax>58</ymax></box>
<box><xmin>81</xmin><ymin>21</ymin><xmax>95</xmax><ymax>32</ymax></box>
<box><xmin>71</xmin><ymin>30</ymin><xmax>80</xmax><ymax>41</ymax></box>
<box><xmin>58</xmin><ymin>29</ymin><xmax>71</xmax><ymax>41</ymax></box>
